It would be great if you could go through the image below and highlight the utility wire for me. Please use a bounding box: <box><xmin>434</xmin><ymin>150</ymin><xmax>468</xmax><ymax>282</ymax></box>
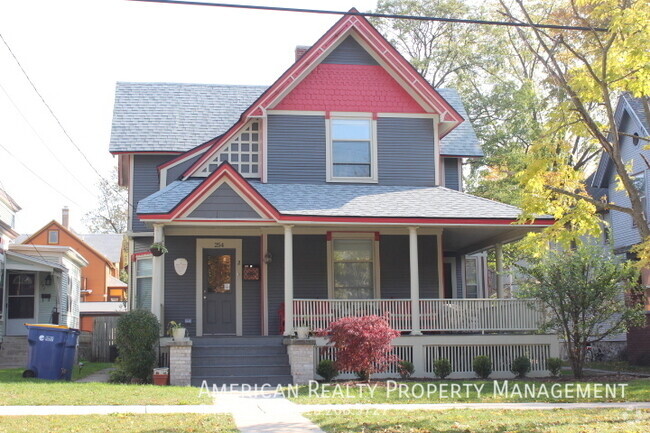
<box><xmin>0</xmin><ymin>32</ymin><xmax>109</xmax><ymax>183</ymax></box>
<box><xmin>0</xmin><ymin>81</ymin><xmax>98</xmax><ymax>197</ymax></box>
<box><xmin>0</xmin><ymin>141</ymin><xmax>83</xmax><ymax>207</ymax></box>
<box><xmin>130</xmin><ymin>0</ymin><xmax>609</xmax><ymax>32</ymax></box>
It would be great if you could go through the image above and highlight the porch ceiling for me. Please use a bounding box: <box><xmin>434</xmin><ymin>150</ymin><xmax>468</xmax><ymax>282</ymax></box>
<box><xmin>443</xmin><ymin>224</ymin><xmax>543</xmax><ymax>254</ymax></box>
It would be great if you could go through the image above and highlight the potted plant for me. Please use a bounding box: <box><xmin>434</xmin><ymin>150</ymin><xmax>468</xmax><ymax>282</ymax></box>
<box><xmin>150</xmin><ymin>242</ymin><xmax>168</xmax><ymax>257</ymax></box>
<box><xmin>167</xmin><ymin>321</ymin><xmax>186</xmax><ymax>341</ymax></box>
<box><xmin>295</xmin><ymin>322</ymin><xmax>310</xmax><ymax>339</ymax></box>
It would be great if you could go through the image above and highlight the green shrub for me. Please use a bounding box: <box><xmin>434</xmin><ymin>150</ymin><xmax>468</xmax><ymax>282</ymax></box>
<box><xmin>473</xmin><ymin>355</ymin><xmax>492</xmax><ymax>379</ymax></box>
<box><xmin>546</xmin><ymin>357</ymin><xmax>563</xmax><ymax>377</ymax></box>
<box><xmin>115</xmin><ymin>310</ymin><xmax>160</xmax><ymax>383</ymax></box>
<box><xmin>317</xmin><ymin>360</ymin><xmax>338</xmax><ymax>382</ymax></box>
<box><xmin>108</xmin><ymin>368</ymin><xmax>131</xmax><ymax>384</ymax></box>
<box><xmin>511</xmin><ymin>356</ymin><xmax>532</xmax><ymax>378</ymax></box>
<box><xmin>397</xmin><ymin>360</ymin><xmax>414</xmax><ymax>379</ymax></box>
<box><xmin>433</xmin><ymin>358</ymin><xmax>452</xmax><ymax>379</ymax></box>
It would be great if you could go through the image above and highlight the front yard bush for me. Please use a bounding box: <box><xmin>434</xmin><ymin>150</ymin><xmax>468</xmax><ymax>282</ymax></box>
<box><xmin>114</xmin><ymin>310</ymin><xmax>160</xmax><ymax>383</ymax></box>
<box><xmin>546</xmin><ymin>357</ymin><xmax>563</xmax><ymax>377</ymax></box>
<box><xmin>511</xmin><ymin>356</ymin><xmax>532</xmax><ymax>378</ymax></box>
<box><xmin>319</xmin><ymin>315</ymin><xmax>399</xmax><ymax>382</ymax></box>
<box><xmin>473</xmin><ymin>355</ymin><xmax>492</xmax><ymax>379</ymax></box>
<box><xmin>316</xmin><ymin>360</ymin><xmax>338</xmax><ymax>382</ymax></box>
<box><xmin>397</xmin><ymin>360</ymin><xmax>414</xmax><ymax>379</ymax></box>
<box><xmin>433</xmin><ymin>358</ymin><xmax>452</xmax><ymax>379</ymax></box>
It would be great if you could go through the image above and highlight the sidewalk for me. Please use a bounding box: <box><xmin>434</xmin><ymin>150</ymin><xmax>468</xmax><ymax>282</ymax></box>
<box><xmin>75</xmin><ymin>367</ymin><xmax>115</xmax><ymax>383</ymax></box>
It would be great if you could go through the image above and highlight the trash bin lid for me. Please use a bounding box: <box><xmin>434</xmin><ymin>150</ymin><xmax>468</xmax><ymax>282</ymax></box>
<box><xmin>24</xmin><ymin>323</ymin><xmax>70</xmax><ymax>329</ymax></box>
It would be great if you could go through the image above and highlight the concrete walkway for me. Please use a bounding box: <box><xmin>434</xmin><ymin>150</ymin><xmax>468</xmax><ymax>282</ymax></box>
<box><xmin>214</xmin><ymin>390</ymin><xmax>325</xmax><ymax>433</ymax></box>
<box><xmin>75</xmin><ymin>367</ymin><xmax>115</xmax><ymax>383</ymax></box>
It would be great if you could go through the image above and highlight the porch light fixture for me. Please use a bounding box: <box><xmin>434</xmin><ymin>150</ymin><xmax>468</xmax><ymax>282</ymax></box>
<box><xmin>44</xmin><ymin>274</ymin><xmax>52</xmax><ymax>286</ymax></box>
<box><xmin>264</xmin><ymin>252</ymin><xmax>273</xmax><ymax>264</ymax></box>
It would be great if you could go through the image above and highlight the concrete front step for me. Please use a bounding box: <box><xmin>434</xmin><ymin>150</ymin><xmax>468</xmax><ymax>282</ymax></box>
<box><xmin>0</xmin><ymin>337</ymin><xmax>28</xmax><ymax>367</ymax></box>
<box><xmin>192</xmin><ymin>336</ymin><xmax>284</xmax><ymax>347</ymax></box>
<box><xmin>193</xmin><ymin>345</ymin><xmax>287</xmax><ymax>356</ymax></box>
<box><xmin>191</xmin><ymin>374</ymin><xmax>294</xmax><ymax>387</ymax></box>
<box><xmin>193</xmin><ymin>354</ymin><xmax>289</xmax><ymax>367</ymax></box>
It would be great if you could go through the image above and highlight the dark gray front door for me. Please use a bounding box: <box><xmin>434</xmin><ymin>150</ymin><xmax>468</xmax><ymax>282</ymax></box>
<box><xmin>203</xmin><ymin>249</ymin><xmax>236</xmax><ymax>335</ymax></box>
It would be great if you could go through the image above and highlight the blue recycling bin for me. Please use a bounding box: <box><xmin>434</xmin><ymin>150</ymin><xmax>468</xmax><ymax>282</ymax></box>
<box><xmin>24</xmin><ymin>324</ymin><xmax>80</xmax><ymax>381</ymax></box>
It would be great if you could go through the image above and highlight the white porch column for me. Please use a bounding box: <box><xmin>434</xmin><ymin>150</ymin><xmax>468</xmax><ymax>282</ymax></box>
<box><xmin>284</xmin><ymin>225</ymin><xmax>294</xmax><ymax>336</ymax></box>
<box><xmin>151</xmin><ymin>224</ymin><xmax>164</xmax><ymax>324</ymax></box>
<box><xmin>495</xmin><ymin>242</ymin><xmax>504</xmax><ymax>298</ymax></box>
<box><xmin>409</xmin><ymin>226</ymin><xmax>422</xmax><ymax>335</ymax></box>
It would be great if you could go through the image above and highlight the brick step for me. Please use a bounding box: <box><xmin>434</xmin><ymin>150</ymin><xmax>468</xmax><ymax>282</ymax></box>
<box><xmin>192</xmin><ymin>364</ymin><xmax>291</xmax><ymax>377</ymax></box>
<box><xmin>192</xmin><ymin>354</ymin><xmax>289</xmax><ymax>367</ymax></box>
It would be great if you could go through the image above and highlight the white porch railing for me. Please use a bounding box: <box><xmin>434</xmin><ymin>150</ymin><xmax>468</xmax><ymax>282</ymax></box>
<box><xmin>293</xmin><ymin>298</ymin><xmax>544</xmax><ymax>333</ymax></box>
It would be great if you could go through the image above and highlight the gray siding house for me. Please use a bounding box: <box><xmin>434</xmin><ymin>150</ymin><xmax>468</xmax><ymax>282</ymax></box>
<box><xmin>110</xmin><ymin>12</ymin><xmax>557</xmax><ymax>385</ymax></box>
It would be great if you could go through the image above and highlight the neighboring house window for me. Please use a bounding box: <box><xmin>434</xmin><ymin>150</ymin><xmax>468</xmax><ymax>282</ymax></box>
<box><xmin>631</xmin><ymin>171</ymin><xmax>646</xmax><ymax>227</ymax></box>
<box><xmin>328</xmin><ymin>118</ymin><xmax>377</xmax><ymax>182</ymax></box>
<box><xmin>135</xmin><ymin>256</ymin><xmax>153</xmax><ymax>310</ymax></box>
<box><xmin>199</xmin><ymin>121</ymin><xmax>260</xmax><ymax>178</ymax></box>
<box><xmin>465</xmin><ymin>257</ymin><xmax>479</xmax><ymax>299</ymax></box>
<box><xmin>330</xmin><ymin>235</ymin><xmax>378</xmax><ymax>299</ymax></box>
<box><xmin>48</xmin><ymin>230</ymin><xmax>59</xmax><ymax>244</ymax></box>
<box><xmin>8</xmin><ymin>273</ymin><xmax>35</xmax><ymax>319</ymax></box>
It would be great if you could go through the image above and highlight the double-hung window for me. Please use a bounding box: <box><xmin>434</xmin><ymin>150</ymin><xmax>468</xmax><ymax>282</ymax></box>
<box><xmin>134</xmin><ymin>256</ymin><xmax>153</xmax><ymax>310</ymax></box>
<box><xmin>330</xmin><ymin>235</ymin><xmax>378</xmax><ymax>299</ymax></box>
<box><xmin>328</xmin><ymin>118</ymin><xmax>377</xmax><ymax>182</ymax></box>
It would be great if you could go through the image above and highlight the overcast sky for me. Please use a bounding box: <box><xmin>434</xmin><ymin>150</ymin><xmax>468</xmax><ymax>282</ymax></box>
<box><xmin>0</xmin><ymin>0</ymin><xmax>378</xmax><ymax>233</ymax></box>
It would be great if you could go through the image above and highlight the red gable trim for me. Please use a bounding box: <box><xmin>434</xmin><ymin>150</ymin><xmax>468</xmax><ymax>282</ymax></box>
<box><xmin>141</xmin><ymin>162</ymin><xmax>280</xmax><ymax>221</ymax></box>
<box><xmin>111</xmin><ymin>151</ymin><xmax>182</xmax><ymax>155</ymax></box>
<box><xmin>181</xmin><ymin>10</ymin><xmax>463</xmax><ymax>179</ymax></box>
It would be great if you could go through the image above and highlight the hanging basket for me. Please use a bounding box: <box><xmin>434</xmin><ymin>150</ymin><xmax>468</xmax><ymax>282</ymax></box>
<box><xmin>150</xmin><ymin>247</ymin><xmax>165</xmax><ymax>257</ymax></box>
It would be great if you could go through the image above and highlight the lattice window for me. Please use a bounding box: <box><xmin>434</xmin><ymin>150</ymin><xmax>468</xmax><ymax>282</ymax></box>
<box><xmin>200</xmin><ymin>121</ymin><xmax>260</xmax><ymax>177</ymax></box>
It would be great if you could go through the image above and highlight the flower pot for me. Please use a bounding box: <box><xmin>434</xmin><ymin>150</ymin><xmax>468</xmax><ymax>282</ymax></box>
<box><xmin>150</xmin><ymin>248</ymin><xmax>164</xmax><ymax>257</ymax></box>
<box><xmin>152</xmin><ymin>374</ymin><xmax>169</xmax><ymax>385</ymax></box>
<box><xmin>296</xmin><ymin>326</ymin><xmax>310</xmax><ymax>339</ymax></box>
<box><xmin>172</xmin><ymin>327</ymin><xmax>186</xmax><ymax>341</ymax></box>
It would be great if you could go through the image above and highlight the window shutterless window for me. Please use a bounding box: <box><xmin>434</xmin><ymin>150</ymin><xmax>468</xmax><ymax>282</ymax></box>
<box><xmin>48</xmin><ymin>230</ymin><xmax>59</xmax><ymax>244</ymax></box>
<box><xmin>135</xmin><ymin>257</ymin><xmax>153</xmax><ymax>310</ymax></box>
<box><xmin>631</xmin><ymin>171</ymin><xmax>646</xmax><ymax>227</ymax></box>
<box><xmin>328</xmin><ymin>118</ymin><xmax>377</xmax><ymax>182</ymax></box>
<box><xmin>465</xmin><ymin>257</ymin><xmax>479</xmax><ymax>299</ymax></box>
<box><xmin>331</xmin><ymin>238</ymin><xmax>375</xmax><ymax>299</ymax></box>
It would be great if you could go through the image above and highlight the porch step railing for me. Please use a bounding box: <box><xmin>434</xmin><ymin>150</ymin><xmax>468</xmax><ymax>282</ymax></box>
<box><xmin>293</xmin><ymin>298</ymin><xmax>544</xmax><ymax>333</ymax></box>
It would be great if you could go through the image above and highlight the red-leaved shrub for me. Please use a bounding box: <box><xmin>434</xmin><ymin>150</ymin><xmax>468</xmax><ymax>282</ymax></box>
<box><xmin>320</xmin><ymin>315</ymin><xmax>400</xmax><ymax>381</ymax></box>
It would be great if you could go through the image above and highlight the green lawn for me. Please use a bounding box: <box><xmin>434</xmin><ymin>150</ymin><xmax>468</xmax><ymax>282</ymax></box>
<box><xmin>289</xmin><ymin>379</ymin><xmax>650</xmax><ymax>404</ymax></box>
<box><xmin>585</xmin><ymin>361</ymin><xmax>650</xmax><ymax>375</ymax></box>
<box><xmin>0</xmin><ymin>365</ymin><xmax>211</xmax><ymax>406</ymax></box>
<box><xmin>0</xmin><ymin>414</ymin><xmax>237</xmax><ymax>433</ymax></box>
<box><xmin>307</xmin><ymin>409</ymin><xmax>650</xmax><ymax>433</ymax></box>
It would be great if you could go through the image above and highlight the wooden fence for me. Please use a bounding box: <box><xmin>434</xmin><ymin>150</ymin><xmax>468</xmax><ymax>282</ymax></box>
<box><xmin>91</xmin><ymin>316</ymin><xmax>119</xmax><ymax>362</ymax></box>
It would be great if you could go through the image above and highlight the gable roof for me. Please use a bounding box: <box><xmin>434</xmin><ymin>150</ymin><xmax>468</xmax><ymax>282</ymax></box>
<box><xmin>80</xmin><ymin>234</ymin><xmax>124</xmax><ymax>264</ymax></box>
<box><xmin>109</xmin><ymin>82</ymin><xmax>480</xmax><ymax>157</ymax></box>
<box><xmin>592</xmin><ymin>93</ymin><xmax>650</xmax><ymax>188</ymax></box>
<box><xmin>20</xmin><ymin>221</ymin><xmax>117</xmax><ymax>269</ymax></box>
<box><xmin>109</xmin><ymin>82</ymin><xmax>267</xmax><ymax>154</ymax></box>
<box><xmin>0</xmin><ymin>186</ymin><xmax>20</xmax><ymax>212</ymax></box>
<box><xmin>137</xmin><ymin>163</ymin><xmax>551</xmax><ymax>225</ymax></box>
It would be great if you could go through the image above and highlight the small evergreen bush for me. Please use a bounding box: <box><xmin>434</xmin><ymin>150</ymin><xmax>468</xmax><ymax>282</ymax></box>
<box><xmin>511</xmin><ymin>356</ymin><xmax>532</xmax><ymax>378</ymax></box>
<box><xmin>433</xmin><ymin>358</ymin><xmax>452</xmax><ymax>379</ymax></box>
<box><xmin>317</xmin><ymin>359</ymin><xmax>338</xmax><ymax>382</ymax></box>
<box><xmin>397</xmin><ymin>360</ymin><xmax>414</xmax><ymax>379</ymax></box>
<box><xmin>114</xmin><ymin>310</ymin><xmax>160</xmax><ymax>383</ymax></box>
<box><xmin>473</xmin><ymin>355</ymin><xmax>492</xmax><ymax>379</ymax></box>
<box><xmin>546</xmin><ymin>357</ymin><xmax>563</xmax><ymax>377</ymax></box>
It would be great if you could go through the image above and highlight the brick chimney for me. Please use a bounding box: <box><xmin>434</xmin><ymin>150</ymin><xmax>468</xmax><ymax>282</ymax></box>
<box><xmin>295</xmin><ymin>45</ymin><xmax>311</xmax><ymax>61</ymax></box>
<box><xmin>62</xmin><ymin>206</ymin><xmax>69</xmax><ymax>229</ymax></box>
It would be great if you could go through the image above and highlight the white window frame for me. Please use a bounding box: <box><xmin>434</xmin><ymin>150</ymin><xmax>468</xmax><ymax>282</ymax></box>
<box><xmin>327</xmin><ymin>232</ymin><xmax>381</xmax><ymax>299</ymax></box>
<box><xmin>463</xmin><ymin>255</ymin><xmax>482</xmax><ymax>299</ymax></box>
<box><xmin>326</xmin><ymin>114</ymin><xmax>378</xmax><ymax>183</ymax></box>
<box><xmin>134</xmin><ymin>254</ymin><xmax>153</xmax><ymax>311</ymax></box>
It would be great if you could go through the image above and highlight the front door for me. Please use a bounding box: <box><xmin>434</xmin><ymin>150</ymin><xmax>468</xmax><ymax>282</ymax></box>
<box><xmin>202</xmin><ymin>249</ymin><xmax>236</xmax><ymax>335</ymax></box>
<box><xmin>6</xmin><ymin>272</ymin><xmax>36</xmax><ymax>335</ymax></box>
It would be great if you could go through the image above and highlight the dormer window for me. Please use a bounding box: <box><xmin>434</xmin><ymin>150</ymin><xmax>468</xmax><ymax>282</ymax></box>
<box><xmin>327</xmin><ymin>117</ymin><xmax>377</xmax><ymax>183</ymax></box>
<box><xmin>48</xmin><ymin>230</ymin><xmax>59</xmax><ymax>244</ymax></box>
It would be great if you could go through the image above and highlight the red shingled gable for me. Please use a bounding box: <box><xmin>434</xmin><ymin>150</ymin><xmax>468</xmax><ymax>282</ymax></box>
<box><xmin>275</xmin><ymin>64</ymin><xmax>426</xmax><ymax>113</ymax></box>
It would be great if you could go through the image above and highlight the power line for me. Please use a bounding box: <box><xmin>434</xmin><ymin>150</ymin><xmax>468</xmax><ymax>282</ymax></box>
<box><xmin>0</xmin><ymin>81</ymin><xmax>98</xmax><ymax>197</ymax></box>
<box><xmin>0</xmin><ymin>141</ymin><xmax>84</xmax><ymax>208</ymax></box>
<box><xmin>0</xmin><ymin>32</ymin><xmax>109</xmax><ymax>183</ymax></box>
<box><xmin>130</xmin><ymin>0</ymin><xmax>608</xmax><ymax>32</ymax></box>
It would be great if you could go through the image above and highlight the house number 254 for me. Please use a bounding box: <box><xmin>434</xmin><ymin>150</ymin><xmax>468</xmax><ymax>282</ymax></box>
<box><xmin>213</xmin><ymin>242</ymin><xmax>225</xmax><ymax>248</ymax></box>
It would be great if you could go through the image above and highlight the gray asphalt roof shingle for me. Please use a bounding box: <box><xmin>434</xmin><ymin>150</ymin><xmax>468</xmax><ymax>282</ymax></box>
<box><xmin>109</xmin><ymin>82</ymin><xmax>482</xmax><ymax>157</ymax></box>
<box><xmin>80</xmin><ymin>234</ymin><xmax>124</xmax><ymax>263</ymax></box>
<box><xmin>137</xmin><ymin>180</ymin><xmax>526</xmax><ymax>220</ymax></box>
